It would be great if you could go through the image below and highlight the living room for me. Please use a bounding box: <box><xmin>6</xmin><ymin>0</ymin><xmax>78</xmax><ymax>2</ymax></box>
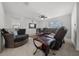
<box><xmin>0</xmin><ymin>2</ymin><xmax>79</xmax><ymax>56</ymax></box>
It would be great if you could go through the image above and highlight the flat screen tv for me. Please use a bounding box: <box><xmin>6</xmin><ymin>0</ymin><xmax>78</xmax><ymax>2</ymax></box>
<box><xmin>29</xmin><ymin>23</ymin><xmax>36</xmax><ymax>29</ymax></box>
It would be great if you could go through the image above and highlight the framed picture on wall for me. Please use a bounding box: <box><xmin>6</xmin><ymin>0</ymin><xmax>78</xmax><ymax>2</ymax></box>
<box><xmin>29</xmin><ymin>23</ymin><xmax>36</xmax><ymax>29</ymax></box>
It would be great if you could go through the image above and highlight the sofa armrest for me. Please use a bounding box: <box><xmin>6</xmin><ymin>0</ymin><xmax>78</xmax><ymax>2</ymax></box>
<box><xmin>3</xmin><ymin>33</ymin><xmax>14</xmax><ymax>48</ymax></box>
<box><xmin>4</xmin><ymin>33</ymin><xmax>14</xmax><ymax>39</ymax></box>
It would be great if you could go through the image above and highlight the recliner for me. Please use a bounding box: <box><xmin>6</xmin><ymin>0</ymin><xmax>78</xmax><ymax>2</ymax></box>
<box><xmin>33</xmin><ymin>26</ymin><xmax>67</xmax><ymax>56</ymax></box>
<box><xmin>51</xmin><ymin>26</ymin><xmax>67</xmax><ymax>50</ymax></box>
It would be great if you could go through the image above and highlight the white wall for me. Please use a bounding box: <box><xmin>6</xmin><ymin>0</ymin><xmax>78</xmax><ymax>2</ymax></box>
<box><xmin>2</xmin><ymin>2</ymin><xmax>41</xmax><ymax>35</ymax></box>
<box><xmin>0</xmin><ymin>2</ymin><xmax>5</xmax><ymax>52</ymax></box>
<box><xmin>40</xmin><ymin>14</ymin><xmax>71</xmax><ymax>39</ymax></box>
<box><xmin>76</xmin><ymin>2</ymin><xmax>79</xmax><ymax>50</ymax></box>
<box><xmin>0</xmin><ymin>2</ymin><xmax>5</xmax><ymax>28</ymax></box>
<box><xmin>72</xmin><ymin>2</ymin><xmax>79</xmax><ymax>51</ymax></box>
<box><xmin>71</xmin><ymin>3</ymin><xmax>77</xmax><ymax>46</ymax></box>
<box><xmin>4</xmin><ymin>15</ymin><xmax>41</xmax><ymax>35</ymax></box>
<box><xmin>2</xmin><ymin>2</ymin><xmax>73</xmax><ymax>36</ymax></box>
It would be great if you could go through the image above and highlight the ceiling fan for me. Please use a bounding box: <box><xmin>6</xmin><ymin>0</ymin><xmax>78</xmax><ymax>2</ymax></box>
<box><xmin>39</xmin><ymin>15</ymin><xmax>47</xmax><ymax>20</ymax></box>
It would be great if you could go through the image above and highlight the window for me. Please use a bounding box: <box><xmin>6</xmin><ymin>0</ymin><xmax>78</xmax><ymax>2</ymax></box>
<box><xmin>49</xmin><ymin>19</ymin><xmax>63</xmax><ymax>28</ymax></box>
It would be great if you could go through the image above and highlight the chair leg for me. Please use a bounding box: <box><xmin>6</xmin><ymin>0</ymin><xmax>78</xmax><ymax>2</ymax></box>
<box><xmin>45</xmin><ymin>53</ymin><xmax>48</xmax><ymax>56</ymax></box>
<box><xmin>33</xmin><ymin>48</ymin><xmax>38</xmax><ymax>55</ymax></box>
<box><xmin>43</xmin><ymin>48</ymin><xmax>49</xmax><ymax>56</ymax></box>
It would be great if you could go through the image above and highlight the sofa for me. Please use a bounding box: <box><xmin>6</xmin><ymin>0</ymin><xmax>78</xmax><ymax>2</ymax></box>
<box><xmin>1</xmin><ymin>29</ymin><xmax>29</xmax><ymax>48</ymax></box>
<box><xmin>36</xmin><ymin>28</ymin><xmax>57</xmax><ymax>35</ymax></box>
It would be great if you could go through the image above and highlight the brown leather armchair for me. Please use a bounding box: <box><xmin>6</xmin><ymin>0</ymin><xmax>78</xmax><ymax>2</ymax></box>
<box><xmin>33</xmin><ymin>26</ymin><xmax>67</xmax><ymax>56</ymax></box>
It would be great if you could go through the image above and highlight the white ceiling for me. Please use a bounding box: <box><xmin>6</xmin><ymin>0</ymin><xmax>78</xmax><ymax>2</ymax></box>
<box><xmin>29</xmin><ymin>2</ymin><xmax>74</xmax><ymax>18</ymax></box>
<box><xmin>2</xmin><ymin>2</ymin><xmax>74</xmax><ymax>19</ymax></box>
<box><xmin>2</xmin><ymin>2</ymin><xmax>40</xmax><ymax>19</ymax></box>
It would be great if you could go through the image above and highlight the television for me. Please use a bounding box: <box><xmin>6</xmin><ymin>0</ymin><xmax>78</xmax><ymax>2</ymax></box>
<box><xmin>29</xmin><ymin>23</ymin><xmax>36</xmax><ymax>28</ymax></box>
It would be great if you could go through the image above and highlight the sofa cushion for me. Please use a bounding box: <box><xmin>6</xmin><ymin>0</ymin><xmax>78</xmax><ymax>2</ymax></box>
<box><xmin>17</xmin><ymin>29</ymin><xmax>26</xmax><ymax>35</ymax></box>
<box><xmin>14</xmin><ymin>34</ymin><xmax>28</xmax><ymax>42</ymax></box>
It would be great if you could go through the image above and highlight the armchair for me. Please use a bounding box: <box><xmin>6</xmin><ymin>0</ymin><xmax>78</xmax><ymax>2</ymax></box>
<box><xmin>33</xmin><ymin>26</ymin><xmax>67</xmax><ymax>56</ymax></box>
